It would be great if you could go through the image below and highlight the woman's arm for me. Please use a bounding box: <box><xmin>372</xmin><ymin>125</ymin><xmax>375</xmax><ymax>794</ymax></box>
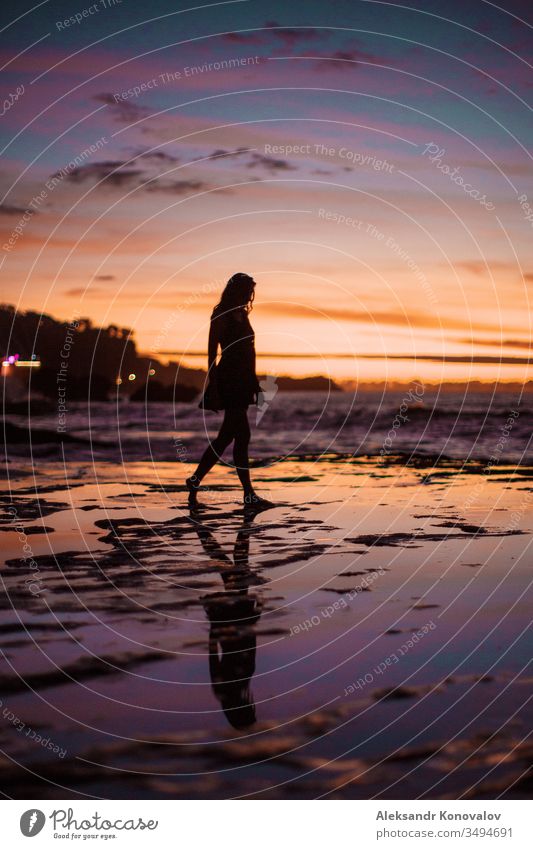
<box><xmin>207</xmin><ymin>316</ymin><xmax>220</xmax><ymax>381</ymax></box>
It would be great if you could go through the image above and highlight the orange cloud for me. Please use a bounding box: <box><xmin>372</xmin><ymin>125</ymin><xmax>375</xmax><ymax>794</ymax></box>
<box><xmin>258</xmin><ymin>301</ymin><xmax>503</xmax><ymax>332</ymax></box>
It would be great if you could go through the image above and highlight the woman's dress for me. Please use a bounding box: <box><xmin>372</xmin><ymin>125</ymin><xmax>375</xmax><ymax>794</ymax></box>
<box><xmin>199</xmin><ymin>309</ymin><xmax>260</xmax><ymax>411</ymax></box>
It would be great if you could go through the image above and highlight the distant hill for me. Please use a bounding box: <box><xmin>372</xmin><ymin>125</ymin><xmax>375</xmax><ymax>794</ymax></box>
<box><xmin>340</xmin><ymin>379</ymin><xmax>533</xmax><ymax>392</ymax></box>
<box><xmin>0</xmin><ymin>303</ymin><xmax>197</xmax><ymax>403</ymax></box>
<box><xmin>264</xmin><ymin>375</ymin><xmax>341</xmax><ymax>392</ymax></box>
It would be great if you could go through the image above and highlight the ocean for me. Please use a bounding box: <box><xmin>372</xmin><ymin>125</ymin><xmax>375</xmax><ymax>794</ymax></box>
<box><xmin>7</xmin><ymin>387</ymin><xmax>532</xmax><ymax>465</ymax></box>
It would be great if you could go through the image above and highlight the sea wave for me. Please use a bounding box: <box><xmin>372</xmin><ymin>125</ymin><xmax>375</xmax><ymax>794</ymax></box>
<box><xmin>4</xmin><ymin>389</ymin><xmax>532</xmax><ymax>466</ymax></box>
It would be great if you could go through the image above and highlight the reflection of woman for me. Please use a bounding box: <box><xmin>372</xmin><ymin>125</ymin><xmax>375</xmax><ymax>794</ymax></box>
<box><xmin>186</xmin><ymin>273</ymin><xmax>271</xmax><ymax>507</ymax></box>
<box><xmin>193</xmin><ymin>515</ymin><xmax>263</xmax><ymax>729</ymax></box>
<box><xmin>206</xmin><ymin>594</ymin><xmax>261</xmax><ymax>729</ymax></box>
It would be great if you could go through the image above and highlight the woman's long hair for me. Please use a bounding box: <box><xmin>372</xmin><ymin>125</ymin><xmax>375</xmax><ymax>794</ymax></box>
<box><xmin>214</xmin><ymin>273</ymin><xmax>255</xmax><ymax>316</ymax></box>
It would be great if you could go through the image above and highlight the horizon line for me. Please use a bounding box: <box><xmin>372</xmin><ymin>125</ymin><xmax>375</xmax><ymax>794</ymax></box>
<box><xmin>151</xmin><ymin>351</ymin><xmax>533</xmax><ymax>365</ymax></box>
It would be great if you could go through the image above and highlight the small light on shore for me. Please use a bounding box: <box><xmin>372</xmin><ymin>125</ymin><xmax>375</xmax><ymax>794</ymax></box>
<box><xmin>149</xmin><ymin>368</ymin><xmax>156</xmax><ymax>376</ymax></box>
<box><xmin>3</xmin><ymin>353</ymin><xmax>21</xmax><ymax>366</ymax></box>
<box><xmin>128</xmin><ymin>373</ymin><xmax>136</xmax><ymax>381</ymax></box>
<box><xmin>116</xmin><ymin>377</ymin><xmax>122</xmax><ymax>385</ymax></box>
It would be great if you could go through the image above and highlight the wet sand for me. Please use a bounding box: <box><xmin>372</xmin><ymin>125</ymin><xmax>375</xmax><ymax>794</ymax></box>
<box><xmin>0</xmin><ymin>456</ymin><xmax>531</xmax><ymax>799</ymax></box>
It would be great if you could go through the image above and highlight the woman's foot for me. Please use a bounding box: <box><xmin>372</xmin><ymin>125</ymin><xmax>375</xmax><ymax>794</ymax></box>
<box><xmin>243</xmin><ymin>491</ymin><xmax>274</xmax><ymax>511</ymax></box>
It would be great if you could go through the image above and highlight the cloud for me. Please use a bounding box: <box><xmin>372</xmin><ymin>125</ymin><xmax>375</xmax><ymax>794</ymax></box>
<box><xmin>0</xmin><ymin>203</ymin><xmax>30</xmax><ymax>215</ymax></box>
<box><xmin>462</xmin><ymin>337</ymin><xmax>533</xmax><ymax>350</ymax></box>
<box><xmin>246</xmin><ymin>152</ymin><xmax>297</xmax><ymax>171</ymax></box>
<box><xmin>202</xmin><ymin>147</ymin><xmax>295</xmax><ymax>172</ymax></box>
<box><xmin>387</xmin><ymin>355</ymin><xmax>533</xmax><ymax>365</ymax></box>
<box><xmin>94</xmin><ymin>93</ymin><xmax>153</xmax><ymax>124</ymax></box>
<box><xmin>221</xmin><ymin>24</ymin><xmax>378</xmax><ymax>73</ymax></box>
<box><xmin>309</xmin><ymin>48</ymin><xmax>378</xmax><ymax>71</ymax></box>
<box><xmin>95</xmin><ymin>274</ymin><xmax>115</xmax><ymax>281</ymax></box>
<box><xmin>222</xmin><ymin>20</ymin><xmax>323</xmax><ymax>47</ymax></box>
<box><xmin>260</xmin><ymin>302</ymin><xmax>503</xmax><ymax>332</ymax></box>
<box><xmin>454</xmin><ymin>260</ymin><xmax>516</xmax><ymax>275</ymax></box>
<box><xmin>64</xmin><ymin>287</ymin><xmax>106</xmax><ymax>296</ymax></box>
<box><xmin>265</xmin><ymin>21</ymin><xmax>323</xmax><ymax>47</ymax></box>
<box><xmin>47</xmin><ymin>140</ymin><xmax>267</xmax><ymax>197</ymax></box>
<box><xmin>195</xmin><ymin>147</ymin><xmax>296</xmax><ymax>172</ymax></box>
<box><xmin>222</xmin><ymin>30</ymin><xmax>264</xmax><ymax>45</ymax></box>
<box><xmin>56</xmin><ymin>160</ymin><xmax>144</xmax><ymax>188</ymax></box>
<box><xmin>341</xmin><ymin>352</ymin><xmax>533</xmax><ymax>364</ymax></box>
<box><xmin>454</xmin><ymin>261</ymin><xmax>533</xmax><ymax>283</ymax></box>
<box><xmin>137</xmin><ymin>150</ymin><xmax>179</xmax><ymax>164</ymax></box>
<box><xmin>50</xmin><ymin>156</ymin><xmax>218</xmax><ymax>197</ymax></box>
<box><xmin>206</xmin><ymin>147</ymin><xmax>250</xmax><ymax>160</ymax></box>
<box><xmin>143</xmin><ymin>178</ymin><xmax>207</xmax><ymax>195</ymax></box>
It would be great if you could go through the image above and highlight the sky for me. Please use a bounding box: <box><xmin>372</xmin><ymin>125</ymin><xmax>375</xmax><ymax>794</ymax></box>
<box><xmin>0</xmin><ymin>0</ymin><xmax>532</xmax><ymax>382</ymax></box>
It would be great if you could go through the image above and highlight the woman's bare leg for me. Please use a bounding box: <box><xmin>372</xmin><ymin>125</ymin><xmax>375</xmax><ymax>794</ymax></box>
<box><xmin>188</xmin><ymin>408</ymin><xmax>273</xmax><ymax>507</ymax></box>
<box><xmin>231</xmin><ymin>410</ymin><xmax>272</xmax><ymax>506</ymax></box>
<box><xmin>187</xmin><ymin>411</ymin><xmax>235</xmax><ymax>499</ymax></box>
<box><xmin>231</xmin><ymin>408</ymin><xmax>254</xmax><ymax>497</ymax></box>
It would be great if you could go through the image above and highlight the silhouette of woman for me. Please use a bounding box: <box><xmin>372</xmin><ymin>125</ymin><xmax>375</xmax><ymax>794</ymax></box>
<box><xmin>186</xmin><ymin>273</ymin><xmax>271</xmax><ymax>507</ymax></box>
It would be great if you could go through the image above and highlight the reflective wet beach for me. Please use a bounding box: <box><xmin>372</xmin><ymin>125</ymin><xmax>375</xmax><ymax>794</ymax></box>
<box><xmin>1</xmin><ymin>455</ymin><xmax>531</xmax><ymax>798</ymax></box>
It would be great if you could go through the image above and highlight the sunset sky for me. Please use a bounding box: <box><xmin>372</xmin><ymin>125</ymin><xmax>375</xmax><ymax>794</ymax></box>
<box><xmin>1</xmin><ymin>0</ymin><xmax>532</xmax><ymax>382</ymax></box>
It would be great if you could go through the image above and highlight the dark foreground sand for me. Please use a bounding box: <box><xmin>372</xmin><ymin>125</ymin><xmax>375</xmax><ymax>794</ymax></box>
<box><xmin>0</xmin><ymin>455</ymin><xmax>531</xmax><ymax>799</ymax></box>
